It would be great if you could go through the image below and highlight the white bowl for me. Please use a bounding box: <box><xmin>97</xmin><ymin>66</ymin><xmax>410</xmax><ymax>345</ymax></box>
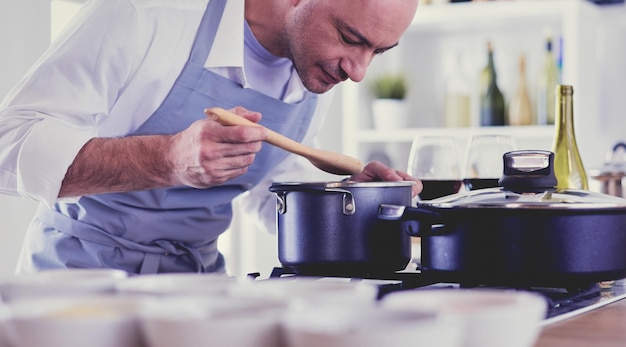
<box><xmin>381</xmin><ymin>288</ymin><xmax>547</xmax><ymax>347</ymax></box>
<box><xmin>139</xmin><ymin>296</ymin><xmax>287</xmax><ymax>347</ymax></box>
<box><xmin>0</xmin><ymin>269</ymin><xmax>128</xmax><ymax>303</ymax></box>
<box><xmin>115</xmin><ymin>273</ymin><xmax>244</xmax><ymax>297</ymax></box>
<box><xmin>6</xmin><ymin>295</ymin><xmax>144</xmax><ymax>347</ymax></box>
<box><xmin>227</xmin><ymin>278</ymin><xmax>378</xmax><ymax>306</ymax></box>
<box><xmin>282</xmin><ymin>303</ymin><xmax>463</xmax><ymax>347</ymax></box>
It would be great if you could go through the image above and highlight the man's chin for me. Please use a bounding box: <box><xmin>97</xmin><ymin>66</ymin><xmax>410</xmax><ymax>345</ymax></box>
<box><xmin>303</xmin><ymin>80</ymin><xmax>337</xmax><ymax>94</ymax></box>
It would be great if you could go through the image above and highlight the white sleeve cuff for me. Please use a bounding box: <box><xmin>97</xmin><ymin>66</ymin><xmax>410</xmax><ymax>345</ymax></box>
<box><xmin>17</xmin><ymin>118</ymin><xmax>95</xmax><ymax>208</ymax></box>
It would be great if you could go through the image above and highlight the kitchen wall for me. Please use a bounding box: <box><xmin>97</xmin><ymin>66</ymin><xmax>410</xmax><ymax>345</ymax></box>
<box><xmin>0</xmin><ymin>0</ymin><xmax>51</xmax><ymax>276</ymax></box>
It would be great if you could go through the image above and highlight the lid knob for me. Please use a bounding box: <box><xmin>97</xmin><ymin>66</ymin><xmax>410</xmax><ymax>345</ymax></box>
<box><xmin>499</xmin><ymin>150</ymin><xmax>557</xmax><ymax>192</ymax></box>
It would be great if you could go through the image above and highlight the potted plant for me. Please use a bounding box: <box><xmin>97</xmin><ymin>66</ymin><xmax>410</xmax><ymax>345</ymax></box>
<box><xmin>372</xmin><ymin>74</ymin><xmax>407</xmax><ymax>100</ymax></box>
<box><xmin>370</xmin><ymin>73</ymin><xmax>409</xmax><ymax>129</ymax></box>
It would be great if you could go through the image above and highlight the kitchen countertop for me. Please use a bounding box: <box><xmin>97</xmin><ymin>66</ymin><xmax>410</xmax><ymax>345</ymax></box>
<box><xmin>535</xmin><ymin>296</ymin><xmax>626</xmax><ymax>347</ymax></box>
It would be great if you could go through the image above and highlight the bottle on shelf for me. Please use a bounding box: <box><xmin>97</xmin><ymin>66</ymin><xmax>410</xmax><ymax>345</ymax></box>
<box><xmin>557</xmin><ymin>35</ymin><xmax>564</xmax><ymax>87</ymax></box>
<box><xmin>551</xmin><ymin>85</ymin><xmax>588</xmax><ymax>190</ymax></box>
<box><xmin>508</xmin><ymin>54</ymin><xmax>533</xmax><ymax>126</ymax></box>
<box><xmin>537</xmin><ymin>35</ymin><xmax>559</xmax><ymax>125</ymax></box>
<box><xmin>479</xmin><ymin>41</ymin><xmax>505</xmax><ymax>126</ymax></box>
<box><xmin>444</xmin><ymin>52</ymin><xmax>471</xmax><ymax>127</ymax></box>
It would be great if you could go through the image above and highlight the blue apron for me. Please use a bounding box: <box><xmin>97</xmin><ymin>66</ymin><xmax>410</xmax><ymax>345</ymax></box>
<box><xmin>24</xmin><ymin>0</ymin><xmax>317</xmax><ymax>274</ymax></box>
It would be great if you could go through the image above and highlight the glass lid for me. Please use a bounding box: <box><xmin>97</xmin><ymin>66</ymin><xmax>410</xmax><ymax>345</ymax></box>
<box><xmin>422</xmin><ymin>187</ymin><xmax>626</xmax><ymax>210</ymax></box>
<box><xmin>422</xmin><ymin>150</ymin><xmax>626</xmax><ymax>210</ymax></box>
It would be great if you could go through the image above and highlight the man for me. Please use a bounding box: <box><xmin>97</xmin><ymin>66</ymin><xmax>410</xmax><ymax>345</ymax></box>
<box><xmin>0</xmin><ymin>0</ymin><xmax>420</xmax><ymax>274</ymax></box>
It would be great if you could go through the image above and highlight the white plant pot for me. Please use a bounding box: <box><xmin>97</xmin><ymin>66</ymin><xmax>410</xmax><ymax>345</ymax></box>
<box><xmin>371</xmin><ymin>99</ymin><xmax>410</xmax><ymax>130</ymax></box>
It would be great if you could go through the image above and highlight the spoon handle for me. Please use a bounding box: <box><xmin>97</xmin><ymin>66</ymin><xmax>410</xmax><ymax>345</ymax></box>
<box><xmin>205</xmin><ymin>107</ymin><xmax>310</xmax><ymax>155</ymax></box>
<box><xmin>204</xmin><ymin>107</ymin><xmax>363</xmax><ymax>175</ymax></box>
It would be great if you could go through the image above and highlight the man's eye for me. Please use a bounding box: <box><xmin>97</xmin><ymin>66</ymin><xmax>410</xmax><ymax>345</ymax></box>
<box><xmin>341</xmin><ymin>33</ymin><xmax>357</xmax><ymax>45</ymax></box>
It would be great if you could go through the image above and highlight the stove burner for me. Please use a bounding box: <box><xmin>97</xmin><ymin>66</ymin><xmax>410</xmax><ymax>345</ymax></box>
<box><xmin>525</xmin><ymin>283</ymin><xmax>601</xmax><ymax>310</ymax></box>
<box><xmin>265</xmin><ymin>266</ymin><xmax>453</xmax><ymax>298</ymax></box>
<box><xmin>460</xmin><ymin>282</ymin><xmax>602</xmax><ymax>317</ymax></box>
<box><xmin>257</xmin><ymin>267</ymin><xmax>626</xmax><ymax>323</ymax></box>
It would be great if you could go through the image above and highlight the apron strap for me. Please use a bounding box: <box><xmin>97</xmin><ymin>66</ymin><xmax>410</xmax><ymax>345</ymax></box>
<box><xmin>189</xmin><ymin>0</ymin><xmax>227</xmax><ymax>65</ymax></box>
<box><xmin>141</xmin><ymin>254</ymin><xmax>161</xmax><ymax>274</ymax></box>
<box><xmin>36</xmin><ymin>206</ymin><xmax>215</xmax><ymax>274</ymax></box>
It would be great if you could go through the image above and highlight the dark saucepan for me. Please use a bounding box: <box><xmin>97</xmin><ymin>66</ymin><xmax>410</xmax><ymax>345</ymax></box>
<box><xmin>269</xmin><ymin>181</ymin><xmax>415</xmax><ymax>277</ymax></box>
<box><xmin>379</xmin><ymin>150</ymin><xmax>626</xmax><ymax>287</ymax></box>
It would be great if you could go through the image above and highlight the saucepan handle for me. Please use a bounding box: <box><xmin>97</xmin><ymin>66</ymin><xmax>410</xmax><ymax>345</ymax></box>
<box><xmin>378</xmin><ymin>204</ymin><xmax>443</xmax><ymax>236</ymax></box>
<box><xmin>270</xmin><ymin>186</ymin><xmax>355</xmax><ymax>216</ymax></box>
<box><xmin>613</xmin><ymin>142</ymin><xmax>626</xmax><ymax>153</ymax></box>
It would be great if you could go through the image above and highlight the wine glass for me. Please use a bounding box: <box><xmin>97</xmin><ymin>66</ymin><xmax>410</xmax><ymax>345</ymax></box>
<box><xmin>462</xmin><ymin>134</ymin><xmax>517</xmax><ymax>191</ymax></box>
<box><xmin>407</xmin><ymin>135</ymin><xmax>462</xmax><ymax>200</ymax></box>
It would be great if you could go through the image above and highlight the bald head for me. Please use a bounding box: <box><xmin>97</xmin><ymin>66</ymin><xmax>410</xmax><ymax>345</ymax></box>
<box><xmin>246</xmin><ymin>0</ymin><xmax>418</xmax><ymax>93</ymax></box>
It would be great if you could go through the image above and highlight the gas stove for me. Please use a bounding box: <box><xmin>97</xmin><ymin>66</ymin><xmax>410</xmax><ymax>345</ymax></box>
<box><xmin>253</xmin><ymin>265</ymin><xmax>626</xmax><ymax>325</ymax></box>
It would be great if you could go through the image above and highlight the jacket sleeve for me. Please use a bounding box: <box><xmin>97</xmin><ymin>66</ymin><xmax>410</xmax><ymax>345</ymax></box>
<box><xmin>0</xmin><ymin>0</ymin><xmax>140</xmax><ymax>207</ymax></box>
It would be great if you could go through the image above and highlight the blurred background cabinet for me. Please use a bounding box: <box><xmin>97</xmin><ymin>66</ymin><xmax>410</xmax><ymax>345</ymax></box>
<box><xmin>340</xmin><ymin>0</ymin><xmax>626</xmax><ymax>173</ymax></box>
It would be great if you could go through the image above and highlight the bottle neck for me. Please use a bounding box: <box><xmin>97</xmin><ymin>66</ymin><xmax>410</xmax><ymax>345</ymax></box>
<box><xmin>555</xmin><ymin>90</ymin><xmax>575</xmax><ymax>137</ymax></box>
<box><xmin>518</xmin><ymin>56</ymin><xmax>527</xmax><ymax>87</ymax></box>
<box><xmin>487</xmin><ymin>52</ymin><xmax>498</xmax><ymax>90</ymax></box>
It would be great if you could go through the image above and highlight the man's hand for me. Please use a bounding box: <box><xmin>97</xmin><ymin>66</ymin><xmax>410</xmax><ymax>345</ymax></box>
<box><xmin>168</xmin><ymin>106</ymin><xmax>268</xmax><ymax>188</ymax></box>
<box><xmin>348</xmin><ymin>161</ymin><xmax>422</xmax><ymax>197</ymax></box>
<box><xmin>59</xmin><ymin>107</ymin><xmax>267</xmax><ymax>198</ymax></box>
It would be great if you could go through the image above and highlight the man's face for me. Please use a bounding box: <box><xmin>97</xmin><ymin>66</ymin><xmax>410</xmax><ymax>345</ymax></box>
<box><xmin>282</xmin><ymin>0</ymin><xmax>417</xmax><ymax>94</ymax></box>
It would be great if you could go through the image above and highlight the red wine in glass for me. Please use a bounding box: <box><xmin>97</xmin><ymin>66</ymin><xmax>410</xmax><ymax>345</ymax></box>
<box><xmin>419</xmin><ymin>179</ymin><xmax>463</xmax><ymax>200</ymax></box>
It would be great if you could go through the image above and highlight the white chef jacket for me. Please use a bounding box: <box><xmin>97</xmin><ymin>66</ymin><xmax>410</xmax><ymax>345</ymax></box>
<box><xmin>0</xmin><ymin>0</ymin><xmax>336</xmax><ymax>230</ymax></box>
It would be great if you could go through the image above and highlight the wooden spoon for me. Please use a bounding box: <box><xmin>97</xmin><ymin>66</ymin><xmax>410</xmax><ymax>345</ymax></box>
<box><xmin>204</xmin><ymin>107</ymin><xmax>364</xmax><ymax>175</ymax></box>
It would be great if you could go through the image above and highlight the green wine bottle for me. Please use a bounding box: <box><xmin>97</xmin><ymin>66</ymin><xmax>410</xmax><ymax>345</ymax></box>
<box><xmin>551</xmin><ymin>85</ymin><xmax>588</xmax><ymax>190</ymax></box>
<box><xmin>480</xmin><ymin>42</ymin><xmax>505</xmax><ymax>126</ymax></box>
<box><xmin>537</xmin><ymin>36</ymin><xmax>559</xmax><ymax>125</ymax></box>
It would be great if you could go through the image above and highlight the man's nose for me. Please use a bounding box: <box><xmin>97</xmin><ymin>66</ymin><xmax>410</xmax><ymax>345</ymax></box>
<box><xmin>340</xmin><ymin>51</ymin><xmax>373</xmax><ymax>83</ymax></box>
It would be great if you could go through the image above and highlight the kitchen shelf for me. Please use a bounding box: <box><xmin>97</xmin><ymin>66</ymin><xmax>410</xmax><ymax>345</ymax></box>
<box><xmin>408</xmin><ymin>0</ymin><xmax>588</xmax><ymax>34</ymax></box>
<box><xmin>339</xmin><ymin>0</ymin><xmax>626</xmax><ymax>170</ymax></box>
<box><xmin>357</xmin><ymin>125</ymin><xmax>554</xmax><ymax>143</ymax></box>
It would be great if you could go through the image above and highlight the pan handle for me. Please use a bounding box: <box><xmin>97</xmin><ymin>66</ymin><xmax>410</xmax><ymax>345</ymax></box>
<box><xmin>378</xmin><ymin>204</ymin><xmax>443</xmax><ymax>236</ymax></box>
<box><xmin>270</xmin><ymin>186</ymin><xmax>356</xmax><ymax>216</ymax></box>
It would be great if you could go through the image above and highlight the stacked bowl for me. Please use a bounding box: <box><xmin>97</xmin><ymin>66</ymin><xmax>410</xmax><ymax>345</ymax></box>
<box><xmin>0</xmin><ymin>270</ymin><xmax>547</xmax><ymax>347</ymax></box>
